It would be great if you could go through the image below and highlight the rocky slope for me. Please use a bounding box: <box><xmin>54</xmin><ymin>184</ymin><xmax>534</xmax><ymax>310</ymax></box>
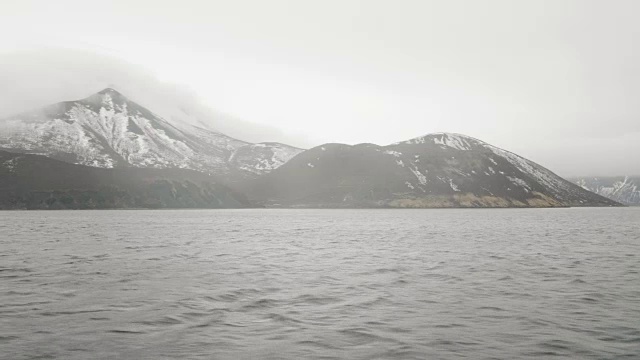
<box><xmin>0</xmin><ymin>88</ymin><xmax>302</xmax><ymax>183</ymax></box>
<box><xmin>0</xmin><ymin>150</ymin><xmax>250</xmax><ymax>209</ymax></box>
<box><xmin>245</xmin><ymin>133</ymin><xmax>620</xmax><ymax>208</ymax></box>
<box><xmin>570</xmin><ymin>176</ymin><xmax>640</xmax><ymax>206</ymax></box>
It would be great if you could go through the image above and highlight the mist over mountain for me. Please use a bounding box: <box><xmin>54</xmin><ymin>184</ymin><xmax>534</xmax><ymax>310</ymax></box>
<box><xmin>0</xmin><ymin>49</ymin><xmax>313</xmax><ymax>148</ymax></box>
<box><xmin>1</xmin><ymin>4</ymin><xmax>638</xmax><ymax>360</ymax></box>
<box><xmin>0</xmin><ymin>48</ymin><xmax>638</xmax><ymax>177</ymax></box>
<box><xmin>0</xmin><ymin>87</ymin><xmax>302</xmax><ymax>184</ymax></box>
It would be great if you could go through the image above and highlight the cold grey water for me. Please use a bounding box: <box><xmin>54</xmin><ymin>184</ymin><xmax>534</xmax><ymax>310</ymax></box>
<box><xmin>1</xmin><ymin>208</ymin><xmax>639</xmax><ymax>359</ymax></box>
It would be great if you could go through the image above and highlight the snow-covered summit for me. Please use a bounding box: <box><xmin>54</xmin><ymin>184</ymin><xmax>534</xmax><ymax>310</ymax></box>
<box><xmin>396</xmin><ymin>132</ymin><xmax>488</xmax><ymax>151</ymax></box>
<box><xmin>0</xmin><ymin>88</ymin><xmax>303</xmax><ymax>180</ymax></box>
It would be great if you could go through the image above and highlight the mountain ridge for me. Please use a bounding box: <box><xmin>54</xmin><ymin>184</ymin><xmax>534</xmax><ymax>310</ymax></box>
<box><xmin>0</xmin><ymin>150</ymin><xmax>251</xmax><ymax>209</ymax></box>
<box><xmin>243</xmin><ymin>133</ymin><xmax>620</xmax><ymax>208</ymax></box>
<box><xmin>570</xmin><ymin>176</ymin><xmax>640</xmax><ymax>206</ymax></box>
<box><xmin>0</xmin><ymin>90</ymin><xmax>623</xmax><ymax>209</ymax></box>
<box><xmin>0</xmin><ymin>88</ymin><xmax>303</xmax><ymax>183</ymax></box>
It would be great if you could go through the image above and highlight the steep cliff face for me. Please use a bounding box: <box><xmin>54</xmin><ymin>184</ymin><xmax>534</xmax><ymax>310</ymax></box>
<box><xmin>245</xmin><ymin>133</ymin><xmax>620</xmax><ymax>208</ymax></box>
<box><xmin>0</xmin><ymin>88</ymin><xmax>302</xmax><ymax>182</ymax></box>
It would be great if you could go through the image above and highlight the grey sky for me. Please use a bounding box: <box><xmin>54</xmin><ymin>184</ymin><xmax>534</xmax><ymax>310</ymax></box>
<box><xmin>0</xmin><ymin>0</ymin><xmax>638</xmax><ymax>176</ymax></box>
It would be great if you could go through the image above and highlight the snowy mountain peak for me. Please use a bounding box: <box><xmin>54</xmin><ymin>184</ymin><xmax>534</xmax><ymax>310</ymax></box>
<box><xmin>84</xmin><ymin>87</ymin><xmax>127</xmax><ymax>103</ymax></box>
<box><xmin>570</xmin><ymin>175</ymin><xmax>640</xmax><ymax>205</ymax></box>
<box><xmin>0</xmin><ymin>89</ymin><xmax>303</xmax><ymax>179</ymax></box>
<box><xmin>397</xmin><ymin>132</ymin><xmax>486</xmax><ymax>150</ymax></box>
<box><xmin>97</xmin><ymin>87</ymin><xmax>122</xmax><ymax>95</ymax></box>
<box><xmin>76</xmin><ymin>87</ymin><xmax>155</xmax><ymax>117</ymax></box>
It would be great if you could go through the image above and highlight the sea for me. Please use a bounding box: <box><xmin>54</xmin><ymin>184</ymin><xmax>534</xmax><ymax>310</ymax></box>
<box><xmin>1</xmin><ymin>208</ymin><xmax>639</xmax><ymax>359</ymax></box>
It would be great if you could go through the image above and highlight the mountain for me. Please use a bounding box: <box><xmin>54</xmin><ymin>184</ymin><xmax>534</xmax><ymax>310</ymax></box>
<box><xmin>244</xmin><ymin>133</ymin><xmax>620</xmax><ymax>208</ymax></box>
<box><xmin>0</xmin><ymin>90</ymin><xmax>624</xmax><ymax>209</ymax></box>
<box><xmin>0</xmin><ymin>88</ymin><xmax>302</xmax><ymax>183</ymax></box>
<box><xmin>0</xmin><ymin>150</ymin><xmax>250</xmax><ymax>209</ymax></box>
<box><xmin>570</xmin><ymin>176</ymin><xmax>640</xmax><ymax>206</ymax></box>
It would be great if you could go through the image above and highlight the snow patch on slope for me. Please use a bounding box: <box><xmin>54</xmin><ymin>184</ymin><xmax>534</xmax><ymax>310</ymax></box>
<box><xmin>409</xmin><ymin>166</ymin><xmax>427</xmax><ymax>185</ymax></box>
<box><xmin>432</xmin><ymin>133</ymin><xmax>473</xmax><ymax>150</ymax></box>
<box><xmin>2</xmin><ymin>157</ymin><xmax>19</xmax><ymax>173</ymax></box>
<box><xmin>507</xmin><ymin>176</ymin><xmax>531</xmax><ymax>192</ymax></box>
<box><xmin>448</xmin><ymin>179</ymin><xmax>461</xmax><ymax>192</ymax></box>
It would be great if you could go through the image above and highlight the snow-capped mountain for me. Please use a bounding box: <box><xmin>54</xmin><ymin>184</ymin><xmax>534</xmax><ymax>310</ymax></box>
<box><xmin>571</xmin><ymin>176</ymin><xmax>640</xmax><ymax>206</ymax></box>
<box><xmin>0</xmin><ymin>88</ymin><xmax>302</xmax><ymax>182</ymax></box>
<box><xmin>245</xmin><ymin>133</ymin><xmax>620</xmax><ymax>208</ymax></box>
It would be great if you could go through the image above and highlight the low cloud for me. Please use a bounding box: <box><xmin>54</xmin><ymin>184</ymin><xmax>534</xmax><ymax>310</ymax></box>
<box><xmin>0</xmin><ymin>48</ymin><xmax>311</xmax><ymax>148</ymax></box>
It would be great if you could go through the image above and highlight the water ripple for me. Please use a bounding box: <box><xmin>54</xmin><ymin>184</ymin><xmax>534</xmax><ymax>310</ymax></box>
<box><xmin>1</xmin><ymin>208</ymin><xmax>639</xmax><ymax>359</ymax></box>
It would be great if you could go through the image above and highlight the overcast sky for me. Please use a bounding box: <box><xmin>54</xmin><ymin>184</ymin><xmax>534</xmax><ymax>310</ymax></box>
<box><xmin>0</xmin><ymin>0</ymin><xmax>638</xmax><ymax>176</ymax></box>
